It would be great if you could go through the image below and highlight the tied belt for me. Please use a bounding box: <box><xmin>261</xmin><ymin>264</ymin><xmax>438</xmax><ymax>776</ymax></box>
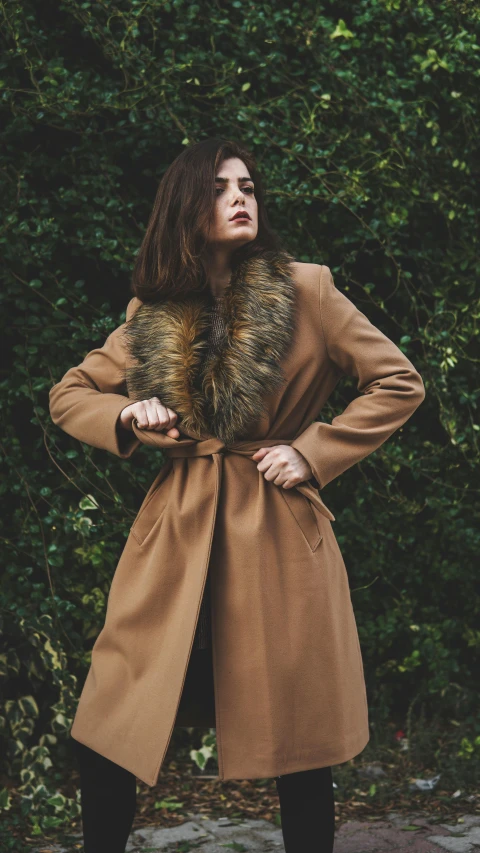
<box><xmin>130</xmin><ymin>425</ymin><xmax>335</xmax><ymax>523</ymax></box>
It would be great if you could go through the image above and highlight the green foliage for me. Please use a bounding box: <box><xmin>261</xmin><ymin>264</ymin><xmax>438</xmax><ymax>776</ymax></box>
<box><xmin>190</xmin><ymin>728</ymin><xmax>218</xmax><ymax>772</ymax></box>
<box><xmin>1</xmin><ymin>0</ymin><xmax>479</xmax><ymax>833</ymax></box>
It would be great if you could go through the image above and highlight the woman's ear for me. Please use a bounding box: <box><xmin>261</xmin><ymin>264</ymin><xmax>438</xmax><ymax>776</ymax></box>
<box><xmin>126</xmin><ymin>297</ymin><xmax>143</xmax><ymax>322</ymax></box>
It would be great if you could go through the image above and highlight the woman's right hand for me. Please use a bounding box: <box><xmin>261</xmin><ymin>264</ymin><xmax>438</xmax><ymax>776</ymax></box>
<box><xmin>119</xmin><ymin>396</ymin><xmax>180</xmax><ymax>438</ymax></box>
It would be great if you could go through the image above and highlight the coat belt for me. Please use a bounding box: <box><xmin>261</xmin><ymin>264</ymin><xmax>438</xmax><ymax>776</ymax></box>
<box><xmin>165</xmin><ymin>436</ymin><xmax>292</xmax><ymax>459</ymax></box>
<box><xmin>134</xmin><ymin>426</ymin><xmax>335</xmax><ymax>521</ymax></box>
<box><xmin>129</xmin><ymin>428</ymin><xmax>336</xmax><ymax>522</ymax></box>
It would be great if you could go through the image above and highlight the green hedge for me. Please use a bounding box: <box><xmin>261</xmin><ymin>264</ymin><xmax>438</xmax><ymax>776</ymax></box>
<box><xmin>1</xmin><ymin>0</ymin><xmax>479</xmax><ymax>832</ymax></box>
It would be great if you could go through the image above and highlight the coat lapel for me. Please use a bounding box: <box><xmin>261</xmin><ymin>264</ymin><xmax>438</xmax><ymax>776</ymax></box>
<box><xmin>123</xmin><ymin>252</ymin><xmax>297</xmax><ymax>444</ymax></box>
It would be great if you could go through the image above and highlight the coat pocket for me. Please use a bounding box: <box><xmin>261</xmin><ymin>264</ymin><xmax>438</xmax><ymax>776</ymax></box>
<box><xmin>280</xmin><ymin>486</ymin><xmax>323</xmax><ymax>552</ymax></box>
<box><xmin>130</xmin><ymin>459</ymin><xmax>173</xmax><ymax>546</ymax></box>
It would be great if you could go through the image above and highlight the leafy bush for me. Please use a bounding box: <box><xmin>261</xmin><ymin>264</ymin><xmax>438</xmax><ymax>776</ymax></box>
<box><xmin>1</xmin><ymin>0</ymin><xmax>479</xmax><ymax>832</ymax></box>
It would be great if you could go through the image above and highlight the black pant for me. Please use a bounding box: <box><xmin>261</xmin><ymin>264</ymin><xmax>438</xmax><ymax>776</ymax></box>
<box><xmin>72</xmin><ymin>736</ymin><xmax>335</xmax><ymax>853</ymax></box>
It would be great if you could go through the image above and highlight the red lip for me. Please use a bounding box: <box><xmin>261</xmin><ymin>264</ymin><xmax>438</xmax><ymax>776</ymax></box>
<box><xmin>230</xmin><ymin>211</ymin><xmax>251</xmax><ymax>221</ymax></box>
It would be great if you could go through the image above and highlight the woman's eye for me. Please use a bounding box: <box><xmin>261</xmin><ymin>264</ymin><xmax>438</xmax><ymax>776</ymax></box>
<box><xmin>215</xmin><ymin>186</ymin><xmax>254</xmax><ymax>194</ymax></box>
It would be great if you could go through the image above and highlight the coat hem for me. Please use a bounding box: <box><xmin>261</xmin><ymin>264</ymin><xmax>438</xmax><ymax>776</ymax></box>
<box><xmin>218</xmin><ymin>728</ymin><xmax>371</xmax><ymax>782</ymax></box>
<box><xmin>70</xmin><ymin>723</ymin><xmax>369</xmax><ymax>788</ymax></box>
<box><xmin>126</xmin><ymin>727</ymin><xmax>370</xmax><ymax>787</ymax></box>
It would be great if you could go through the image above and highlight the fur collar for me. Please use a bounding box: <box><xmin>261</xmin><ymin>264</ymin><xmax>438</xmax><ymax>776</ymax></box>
<box><xmin>122</xmin><ymin>252</ymin><xmax>297</xmax><ymax>444</ymax></box>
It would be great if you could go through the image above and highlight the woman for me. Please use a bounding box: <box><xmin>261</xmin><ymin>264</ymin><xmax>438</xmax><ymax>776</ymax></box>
<box><xmin>49</xmin><ymin>138</ymin><xmax>426</xmax><ymax>852</ymax></box>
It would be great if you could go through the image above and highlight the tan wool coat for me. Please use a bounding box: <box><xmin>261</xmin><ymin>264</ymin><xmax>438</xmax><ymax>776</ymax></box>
<box><xmin>49</xmin><ymin>256</ymin><xmax>426</xmax><ymax>787</ymax></box>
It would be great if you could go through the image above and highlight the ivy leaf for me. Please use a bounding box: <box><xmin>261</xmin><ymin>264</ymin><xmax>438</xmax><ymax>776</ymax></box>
<box><xmin>330</xmin><ymin>19</ymin><xmax>355</xmax><ymax>39</ymax></box>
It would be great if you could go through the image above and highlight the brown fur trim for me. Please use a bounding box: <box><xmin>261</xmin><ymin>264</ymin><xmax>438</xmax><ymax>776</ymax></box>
<box><xmin>122</xmin><ymin>252</ymin><xmax>297</xmax><ymax>444</ymax></box>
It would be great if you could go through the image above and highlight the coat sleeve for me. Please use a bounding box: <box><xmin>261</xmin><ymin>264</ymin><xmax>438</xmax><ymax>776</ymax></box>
<box><xmin>291</xmin><ymin>265</ymin><xmax>426</xmax><ymax>490</ymax></box>
<box><xmin>49</xmin><ymin>297</ymin><xmax>143</xmax><ymax>458</ymax></box>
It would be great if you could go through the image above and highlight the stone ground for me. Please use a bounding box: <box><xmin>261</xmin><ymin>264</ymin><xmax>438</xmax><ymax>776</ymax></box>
<box><xmin>30</xmin><ymin>812</ymin><xmax>480</xmax><ymax>852</ymax></box>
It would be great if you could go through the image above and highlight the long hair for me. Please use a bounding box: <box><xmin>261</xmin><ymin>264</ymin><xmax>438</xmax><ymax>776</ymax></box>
<box><xmin>130</xmin><ymin>137</ymin><xmax>286</xmax><ymax>302</ymax></box>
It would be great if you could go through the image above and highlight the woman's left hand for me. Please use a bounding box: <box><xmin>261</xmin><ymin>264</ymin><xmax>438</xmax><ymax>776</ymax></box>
<box><xmin>251</xmin><ymin>445</ymin><xmax>314</xmax><ymax>489</ymax></box>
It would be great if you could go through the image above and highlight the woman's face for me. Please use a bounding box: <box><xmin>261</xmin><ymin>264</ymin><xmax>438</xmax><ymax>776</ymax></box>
<box><xmin>204</xmin><ymin>157</ymin><xmax>258</xmax><ymax>250</ymax></box>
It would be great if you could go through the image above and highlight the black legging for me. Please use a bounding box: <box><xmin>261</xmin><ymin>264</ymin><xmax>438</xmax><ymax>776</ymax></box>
<box><xmin>72</xmin><ymin>736</ymin><xmax>335</xmax><ymax>853</ymax></box>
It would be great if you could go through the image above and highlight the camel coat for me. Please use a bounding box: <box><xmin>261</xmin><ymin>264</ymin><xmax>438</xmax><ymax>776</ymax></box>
<box><xmin>49</xmin><ymin>256</ymin><xmax>426</xmax><ymax>787</ymax></box>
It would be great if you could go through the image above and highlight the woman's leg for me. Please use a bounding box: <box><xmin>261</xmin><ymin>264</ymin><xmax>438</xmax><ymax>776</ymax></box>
<box><xmin>275</xmin><ymin>766</ymin><xmax>335</xmax><ymax>853</ymax></box>
<box><xmin>72</xmin><ymin>736</ymin><xmax>137</xmax><ymax>853</ymax></box>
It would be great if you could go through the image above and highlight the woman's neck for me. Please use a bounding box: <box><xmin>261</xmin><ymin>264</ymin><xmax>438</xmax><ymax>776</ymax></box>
<box><xmin>205</xmin><ymin>248</ymin><xmax>233</xmax><ymax>297</ymax></box>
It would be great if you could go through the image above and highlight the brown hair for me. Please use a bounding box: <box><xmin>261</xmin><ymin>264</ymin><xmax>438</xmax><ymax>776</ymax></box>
<box><xmin>130</xmin><ymin>137</ymin><xmax>287</xmax><ymax>302</ymax></box>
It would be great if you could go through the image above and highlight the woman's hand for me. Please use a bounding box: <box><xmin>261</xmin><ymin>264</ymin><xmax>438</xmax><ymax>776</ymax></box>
<box><xmin>119</xmin><ymin>396</ymin><xmax>180</xmax><ymax>439</ymax></box>
<box><xmin>251</xmin><ymin>445</ymin><xmax>314</xmax><ymax>489</ymax></box>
